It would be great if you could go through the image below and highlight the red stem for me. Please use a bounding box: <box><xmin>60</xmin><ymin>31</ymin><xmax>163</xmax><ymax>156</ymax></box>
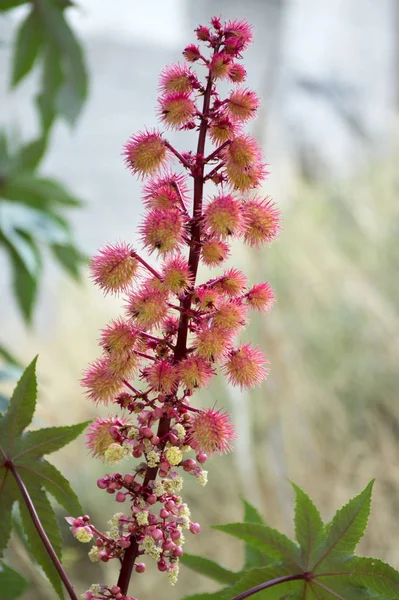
<box><xmin>116</xmin><ymin>69</ymin><xmax>214</xmax><ymax>598</ymax></box>
<box><xmin>8</xmin><ymin>461</ymin><xmax>79</xmax><ymax>600</ymax></box>
<box><xmin>228</xmin><ymin>574</ymin><xmax>306</xmax><ymax>600</ymax></box>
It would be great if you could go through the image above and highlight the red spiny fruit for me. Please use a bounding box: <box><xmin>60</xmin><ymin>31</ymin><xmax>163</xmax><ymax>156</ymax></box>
<box><xmin>201</xmin><ymin>238</ymin><xmax>231</xmax><ymax>266</ymax></box>
<box><xmin>159</xmin><ymin>63</ymin><xmax>195</xmax><ymax>93</ymax></box>
<box><xmin>242</xmin><ymin>197</ymin><xmax>281</xmax><ymax>246</ymax></box>
<box><xmin>187</xmin><ymin>408</ymin><xmax>236</xmax><ymax>455</ymax></box>
<box><xmin>100</xmin><ymin>318</ymin><xmax>138</xmax><ymax>356</ymax></box>
<box><xmin>143</xmin><ymin>172</ymin><xmax>189</xmax><ymax>210</ymax></box>
<box><xmin>223</xmin><ymin>344</ymin><xmax>269</xmax><ymax>389</ymax></box>
<box><xmin>126</xmin><ymin>285</ymin><xmax>169</xmax><ymax>329</ymax></box>
<box><xmin>89</xmin><ymin>243</ymin><xmax>139</xmax><ymax>295</ymax></box>
<box><xmin>227</xmin><ymin>88</ymin><xmax>260</xmax><ymax>122</ymax></box>
<box><xmin>159</xmin><ymin>92</ymin><xmax>197</xmax><ymax>129</ymax></box>
<box><xmin>246</xmin><ymin>282</ymin><xmax>275</xmax><ymax>312</ymax></box>
<box><xmin>161</xmin><ymin>256</ymin><xmax>192</xmax><ymax>293</ymax></box>
<box><xmin>214</xmin><ymin>268</ymin><xmax>247</xmax><ymax>297</ymax></box>
<box><xmin>141</xmin><ymin>207</ymin><xmax>185</xmax><ymax>254</ymax></box>
<box><xmin>203</xmin><ymin>194</ymin><xmax>243</xmax><ymax>238</ymax></box>
<box><xmin>177</xmin><ymin>355</ymin><xmax>214</xmax><ymax>391</ymax></box>
<box><xmin>81</xmin><ymin>356</ymin><xmax>124</xmax><ymax>404</ymax></box>
<box><xmin>123</xmin><ymin>130</ymin><xmax>169</xmax><ymax>177</ymax></box>
<box><xmin>145</xmin><ymin>359</ymin><xmax>178</xmax><ymax>393</ymax></box>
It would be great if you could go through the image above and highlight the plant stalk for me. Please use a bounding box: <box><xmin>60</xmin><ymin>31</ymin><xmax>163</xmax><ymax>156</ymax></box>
<box><xmin>117</xmin><ymin>69</ymin><xmax>214</xmax><ymax>597</ymax></box>
<box><xmin>9</xmin><ymin>461</ymin><xmax>79</xmax><ymax>600</ymax></box>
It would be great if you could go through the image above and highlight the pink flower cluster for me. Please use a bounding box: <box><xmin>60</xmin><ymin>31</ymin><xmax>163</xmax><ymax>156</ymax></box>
<box><xmin>74</xmin><ymin>17</ymin><xmax>280</xmax><ymax>600</ymax></box>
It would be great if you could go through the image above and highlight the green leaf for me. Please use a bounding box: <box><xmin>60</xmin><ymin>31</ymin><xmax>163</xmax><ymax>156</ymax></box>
<box><xmin>36</xmin><ymin>42</ymin><xmax>63</xmax><ymax>134</ymax></box>
<box><xmin>192</xmin><ymin>484</ymin><xmax>399</xmax><ymax>600</ymax></box>
<box><xmin>18</xmin><ymin>459</ymin><xmax>83</xmax><ymax>516</ymax></box>
<box><xmin>222</xmin><ymin>566</ymin><xmax>299</xmax><ymax>600</ymax></box>
<box><xmin>351</xmin><ymin>557</ymin><xmax>399</xmax><ymax>598</ymax></box>
<box><xmin>0</xmin><ymin>1</ymin><xmax>28</xmax><ymax>11</ymax></box>
<box><xmin>0</xmin><ymin>562</ymin><xmax>29</xmax><ymax>599</ymax></box>
<box><xmin>291</xmin><ymin>482</ymin><xmax>325</xmax><ymax>569</ymax></box>
<box><xmin>36</xmin><ymin>0</ymin><xmax>88</xmax><ymax>125</ymax></box>
<box><xmin>18</xmin><ymin>137</ymin><xmax>47</xmax><ymax>171</ymax></box>
<box><xmin>242</xmin><ymin>499</ymin><xmax>269</xmax><ymax>570</ymax></box>
<box><xmin>213</xmin><ymin>523</ymin><xmax>303</xmax><ymax>572</ymax></box>
<box><xmin>0</xmin><ymin>357</ymin><xmax>37</xmax><ymax>447</ymax></box>
<box><xmin>14</xmin><ymin>421</ymin><xmax>90</xmax><ymax>459</ymax></box>
<box><xmin>181</xmin><ymin>553</ymin><xmax>240</xmax><ymax>585</ymax></box>
<box><xmin>0</xmin><ymin>359</ymin><xmax>86</xmax><ymax>596</ymax></box>
<box><xmin>51</xmin><ymin>243</ymin><xmax>86</xmax><ymax>280</ymax></box>
<box><xmin>19</xmin><ymin>486</ymin><xmax>64</xmax><ymax>599</ymax></box>
<box><xmin>9</xmin><ymin>245</ymin><xmax>39</xmax><ymax>324</ymax></box>
<box><xmin>313</xmin><ymin>481</ymin><xmax>374</xmax><ymax>571</ymax></box>
<box><xmin>3</xmin><ymin>174</ymin><xmax>83</xmax><ymax>209</ymax></box>
<box><xmin>11</xmin><ymin>8</ymin><xmax>43</xmax><ymax>87</ymax></box>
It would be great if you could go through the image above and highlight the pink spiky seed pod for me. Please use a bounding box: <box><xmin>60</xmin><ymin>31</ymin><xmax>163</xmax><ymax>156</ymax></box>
<box><xmin>86</xmin><ymin>416</ymin><xmax>131</xmax><ymax>459</ymax></box>
<box><xmin>100</xmin><ymin>318</ymin><xmax>138</xmax><ymax>356</ymax></box>
<box><xmin>177</xmin><ymin>355</ymin><xmax>215</xmax><ymax>391</ymax></box>
<box><xmin>123</xmin><ymin>130</ymin><xmax>169</xmax><ymax>178</ymax></box>
<box><xmin>246</xmin><ymin>282</ymin><xmax>275</xmax><ymax>312</ymax></box>
<box><xmin>143</xmin><ymin>172</ymin><xmax>189</xmax><ymax>210</ymax></box>
<box><xmin>223</xmin><ymin>135</ymin><xmax>268</xmax><ymax>191</ymax></box>
<box><xmin>195</xmin><ymin>25</ymin><xmax>211</xmax><ymax>42</ymax></box>
<box><xmin>227</xmin><ymin>88</ymin><xmax>260</xmax><ymax>122</ymax></box>
<box><xmin>192</xmin><ymin>286</ymin><xmax>221</xmax><ymax>311</ymax></box>
<box><xmin>242</xmin><ymin>197</ymin><xmax>281</xmax><ymax>246</ymax></box>
<box><xmin>208</xmin><ymin>115</ymin><xmax>240</xmax><ymax>145</ymax></box>
<box><xmin>159</xmin><ymin>92</ymin><xmax>197</xmax><ymax>129</ymax></box>
<box><xmin>223</xmin><ymin>343</ymin><xmax>269</xmax><ymax>389</ymax></box>
<box><xmin>89</xmin><ymin>243</ymin><xmax>139</xmax><ymax>295</ymax></box>
<box><xmin>210</xmin><ymin>52</ymin><xmax>232</xmax><ymax>80</ymax></box>
<box><xmin>81</xmin><ymin>356</ymin><xmax>124</xmax><ymax>404</ymax></box>
<box><xmin>203</xmin><ymin>194</ymin><xmax>243</xmax><ymax>238</ymax></box>
<box><xmin>141</xmin><ymin>207</ymin><xmax>185</xmax><ymax>254</ymax></box>
<box><xmin>228</xmin><ymin>62</ymin><xmax>247</xmax><ymax>83</ymax></box>
<box><xmin>126</xmin><ymin>285</ymin><xmax>169</xmax><ymax>330</ymax></box>
<box><xmin>161</xmin><ymin>256</ymin><xmax>192</xmax><ymax>294</ymax></box>
<box><xmin>144</xmin><ymin>359</ymin><xmax>178</xmax><ymax>394</ymax></box>
<box><xmin>224</xmin><ymin>19</ymin><xmax>253</xmax><ymax>53</ymax></box>
<box><xmin>159</xmin><ymin>63</ymin><xmax>195</xmax><ymax>94</ymax></box>
<box><xmin>211</xmin><ymin>300</ymin><xmax>248</xmax><ymax>333</ymax></box>
<box><xmin>201</xmin><ymin>238</ymin><xmax>231</xmax><ymax>266</ymax></box>
<box><xmin>195</xmin><ymin>326</ymin><xmax>233</xmax><ymax>362</ymax></box>
<box><xmin>214</xmin><ymin>268</ymin><xmax>247</xmax><ymax>297</ymax></box>
<box><xmin>183</xmin><ymin>44</ymin><xmax>201</xmax><ymax>62</ymax></box>
<box><xmin>187</xmin><ymin>408</ymin><xmax>236</xmax><ymax>455</ymax></box>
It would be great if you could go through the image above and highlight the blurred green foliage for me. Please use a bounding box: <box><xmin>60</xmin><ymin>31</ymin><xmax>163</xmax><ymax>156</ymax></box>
<box><xmin>0</xmin><ymin>1</ymin><xmax>88</xmax><ymax>326</ymax></box>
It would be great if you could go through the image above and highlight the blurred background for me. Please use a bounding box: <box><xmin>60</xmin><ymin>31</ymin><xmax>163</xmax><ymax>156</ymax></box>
<box><xmin>1</xmin><ymin>0</ymin><xmax>399</xmax><ymax>598</ymax></box>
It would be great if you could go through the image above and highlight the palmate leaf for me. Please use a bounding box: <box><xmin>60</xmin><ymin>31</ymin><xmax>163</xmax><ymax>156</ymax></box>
<box><xmin>0</xmin><ymin>359</ymin><xmax>88</xmax><ymax>598</ymax></box>
<box><xmin>11</xmin><ymin>7</ymin><xmax>43</xmax><ymax>87</ymax></box>
<box><xmin>182</xmin><ymin>483</ymin><xmax>399</xmax><ymax>600</ymax></box>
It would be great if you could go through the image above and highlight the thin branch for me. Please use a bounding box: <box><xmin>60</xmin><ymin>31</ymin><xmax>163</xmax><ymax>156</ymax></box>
<box><xmin>132</xmin><ymin>252</ymin><xmax>161</xmax><ymax>279</ymax></box>
<box><xmin>8</xmin><ymin>462</ymin><xmax>79</xmax><ymax>600</ymax></box>
<box><xmin>164</xmin><ymin>141</ymin><xmax>191</xmax><ymax>169</ymax></box>
<box><xmin>228</xmin><ymin>574</ymin><xmax>305</xmax><ymax>600</ymax></box>
<box><xmin>204</xmin><ymin>140</ymin><xmax>230</xmax><ymax>164</ymax></box>
<box><xmin>205</xmin><ymin>160</ymin><xmax>225</xmax><ymax>181</ymax></box>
